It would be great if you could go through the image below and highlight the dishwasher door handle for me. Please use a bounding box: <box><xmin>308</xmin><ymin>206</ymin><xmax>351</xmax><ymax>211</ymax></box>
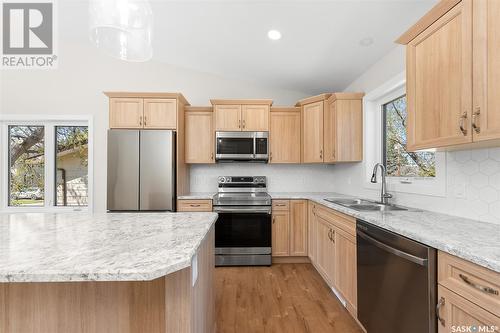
<box><xmin>357</xmin><ymin>230</ymin><xmax>428</xmax><ymax>266</ymax></box>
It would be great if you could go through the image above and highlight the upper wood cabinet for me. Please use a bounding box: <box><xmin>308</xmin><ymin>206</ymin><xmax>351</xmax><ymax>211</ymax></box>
<box><xmin>324</xmin><ymin>93</ymin><xmax>364</xmax><ymax>163</ymax></box>
<box><xmin>185</xmin><ymin>107</ymin><xmax>214</xmax><ymax>164</ymax></box>
<box><xmin>300</xmin><ymin>97</ymin><xmax>327</xmax><ymax>163</ymax></box>
<box><xmin>105</xmin><ymin>92</ymin><xmax>188</xmax><ymax>130</ymax></box>
<box><xmin>143</xmin><ymin>98</ymin><xmax>177</xmax><ymax>129</ymax></box>
<box><xmin>269</xmin><ymin>107</ymin><xmax>301</xmax><ymax>163</ymax></box>
<box><xmin>473</xmin><ymin>0</ymin><xmax>500</xmax><ymax>142</ymax></box>
<box><xmin>109</xmin><ymin>98</ymin><xmax>144</xmax><ymax>129</ymax></box>
<box><xmin>211</xmin><ymin>100</ymin><xmax>272</xmax><ymax>132</ymax></box>
<box><xmin>398</xmin><ymin>0</ymin><xmax>500</xmax><ymax>150</ymax></box>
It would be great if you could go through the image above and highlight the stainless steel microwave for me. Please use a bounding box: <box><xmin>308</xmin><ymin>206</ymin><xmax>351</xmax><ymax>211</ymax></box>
<box><xmin>215</xmin><ymin>131</ymin><xmax>269</xmax><ymax>162</ymax></box>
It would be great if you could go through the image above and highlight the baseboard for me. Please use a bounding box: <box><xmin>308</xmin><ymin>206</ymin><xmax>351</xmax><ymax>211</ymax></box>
<box><xmin>272</xmin><ymin>256</ymin><xmax>310</xmax><ymax>264</ymax></box>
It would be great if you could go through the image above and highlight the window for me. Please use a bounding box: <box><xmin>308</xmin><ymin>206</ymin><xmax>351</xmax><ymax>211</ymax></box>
<box><xmin>382</xmin><ymin>95</ymin><xmax>436</xmax><ymax>178</ymax></box>
<box><xmin>1</xmin><ymin>117</ymin><xmax>92</xmax><ymax>211</ymax></box>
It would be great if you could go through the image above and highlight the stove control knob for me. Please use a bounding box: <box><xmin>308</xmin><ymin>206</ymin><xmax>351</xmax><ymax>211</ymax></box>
<box><xmin>218</xmin><ymin>177</ymin><xmax>226</xmax><ymax>183</ymax></box>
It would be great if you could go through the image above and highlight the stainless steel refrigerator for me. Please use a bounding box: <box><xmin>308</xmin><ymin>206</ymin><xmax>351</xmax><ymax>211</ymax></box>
<box><xmin>107</xmin><ymin>130</ymin><xmax>176</xmax><ymax>211</ymax></box>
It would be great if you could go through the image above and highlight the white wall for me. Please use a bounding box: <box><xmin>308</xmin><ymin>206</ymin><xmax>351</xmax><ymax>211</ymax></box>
<box><xmin>190</xmin><ymin>164</ymin><xmax>337</xmax><ymax>193</ymax></box>
<box><xmin>333</xmin><ymin>46</ymin><xmax>500</xmax><ymax>224</ymax></box>
<box><xmin>0</xmin><ymin>46</ymin><xmax>307</xmax><ymax>213</ymax></box>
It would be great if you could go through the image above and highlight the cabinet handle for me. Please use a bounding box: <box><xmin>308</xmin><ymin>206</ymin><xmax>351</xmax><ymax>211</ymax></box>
<box><xmin>459</xmin><ymin>273</ymin><xmax>499</xmax><ymax>295</ymax></box>
<box><xmin>190</xmin><ymin>204</ymin><xmax>201</xmax><ymax>207</ymax></box>
<box><xmin>238</xmin><ymin>120</ymin><xmax>241</xmax><ymax>129</ymax></box>
<box><xmin>332</xmin><ymin>149</ymin><xmax>335</xmax><ymax>160</ymax></box>
<box><xmin>139</xmin><ymin>116</ymin><xmax>143</xmax><ymax>126</ymax></box>
<box><xmin>331</xmin><ymin>229</ymin><xmax>335</xmax><ymax>243</ymax></box>
<box><xmin>320</xmin><ymin>149</ymin><xmax>323</xmax><ymax>160</ymax></box>
<box><xmin>144</xmin><ymin>116</ymin><xmax>147</xmax><ymax>126</ymax></box>
<box><xmin>472</xmin><ymin>107</ymin><xmax>481</xmax><ymax>134</ymax></box>
<box><xmin>436</xmin><ymin>297</ymin><xmax>445</xmax><ymax>326</ymax></box>
<box><xmin>272</xmin><ymin>217</ymin><xmax>276</xmax><ymax>224</ymax></box>
<box><xmin>328</xmin><ymin>229</ymin><xmax>332</xmax><ymax>240</ymax></box>
<box><xmin>211</xmin><ymin>152</ymin><xmax>214</xmax><ymax>161</ymax></box>
<box><xmin>459</xmin><ymin>111</ymin><xmax>468</xmax><ymax>136</ymax></box>
<box><xmin>270</xmin><ymin>152</ymin><xmax>273</xmax><ymax>162</ymax></box>
<box><xmin>242</xmin><ymin>119</ymin><xmax>246</xmax><ymax>129</ymax></box>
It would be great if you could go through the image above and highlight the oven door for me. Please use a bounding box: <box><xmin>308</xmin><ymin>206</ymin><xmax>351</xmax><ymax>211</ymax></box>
<box><xmin>213</xmin><ymin>206</ymin><xmax>272</xmax><ymax>255</ymax></box>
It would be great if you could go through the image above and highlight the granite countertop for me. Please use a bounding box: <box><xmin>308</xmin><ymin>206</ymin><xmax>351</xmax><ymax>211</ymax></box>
<box><xmin>0</xmin><ymin>212</ymin><xmax>218</xmax><ymax>283</ymax></box>
<box><xmin>179</xmin><ymin>191</ymin><xmax>500</xmax><ymax>272</ymax></box>
<box><xmin>178</xmin><ymin>192</ymin><xmax>215</xmax><ymax>200</ymax></box>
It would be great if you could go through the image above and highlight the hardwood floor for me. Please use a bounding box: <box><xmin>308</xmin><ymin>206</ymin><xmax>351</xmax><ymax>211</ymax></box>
<box><xmin>215</xmin><ymin>263</ymin><xmax>363</xmax><ymax>333</ymax></box>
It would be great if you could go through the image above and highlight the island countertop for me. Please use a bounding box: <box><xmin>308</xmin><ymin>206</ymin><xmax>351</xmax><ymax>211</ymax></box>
<box><xmin>0</xmin><ymin>212</ymin><xmax>218</xmax><ymax>283</ymax></box>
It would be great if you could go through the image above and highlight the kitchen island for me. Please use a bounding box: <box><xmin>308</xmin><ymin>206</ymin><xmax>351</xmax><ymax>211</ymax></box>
<box><xmin>0</xmin><ymin>212</ymin><xmax>217</xmax><ymax>333</ymax></box>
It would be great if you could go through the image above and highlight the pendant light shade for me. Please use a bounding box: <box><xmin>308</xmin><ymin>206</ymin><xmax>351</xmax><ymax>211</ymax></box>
<box><xmin>89</xmin><ymin>0</ymin><xmax>153</xmax><ymax>62</ymax></box>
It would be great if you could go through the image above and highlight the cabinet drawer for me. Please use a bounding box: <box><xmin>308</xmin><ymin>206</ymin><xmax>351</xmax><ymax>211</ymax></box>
<box><xmin>177</xmin><ymin>200</ymin><xmax>213</xmax><ymax>212</ymax></box>
<box><xmin>314</xmin><ymin>204</ymin><xmax>356</xmax><ymax>238</ymax></box>
<box><xmin>272</xmin><ymin>200</ymin><xmax>290</xmax><ymax>211</ymax></box>
<box><xmin>438</xmin><ymin>251</ymin><xmax>500</xmax><ymax>316</ymax></box>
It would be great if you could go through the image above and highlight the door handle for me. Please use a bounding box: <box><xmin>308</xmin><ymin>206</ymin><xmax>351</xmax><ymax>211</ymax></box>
<box><xmin>357</xmin><ymin>230</ymin><xmax>428</xmax><ymax>266</ymax></box>
<box><xmin>436</xmin><ymin>297</ymin><xmax>445</xmax><ymax>326</ymax></box>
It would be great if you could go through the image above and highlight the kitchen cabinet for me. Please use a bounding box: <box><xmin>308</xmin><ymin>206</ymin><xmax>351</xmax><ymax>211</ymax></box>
<box><xmin>177</xmin><ymin>199</ymin><xmax>213</xmax><ymax>212</ymax></box>
<box><xmin>301</xmin><ymin>100</ymin><xmax>325</xmax><ymax>163</ymax></box>
<box><xmin>314</xmin><ymin>214</ymin><xmax>336</xmax><ymax>286</ymax></box>
<box><xmin>272</xmin><ymin>210</ymin><xmax>290</xmax><ymax>257</ymax></box>
<box><xmin>211</xmin><ymin>100</ymin><xmax>272</xmax><ymax>132</ymax></box>
<box><xmin>109</xmin><ymin>98</ymin><xmax>144</xmax><ymax>129</ymax></box>
<box><xmin>185</xmin><ymin>107</ymin><xmax>214</xmax><ymax>164</ymax></box>
<box><xmin>308</xmin><ymin>202</ymin><xmax>317</xmax><ymax>263</ymax></box>
<box><xmin>437</xmin><ymin>285</ymin><xmax>500</xmax><ymax>332</ymax></box>
<box><xmin>269</xmin><ymin>107</ymin><xmax>301</xmax><ymax>163</ymax></box>
<box><xmin>108</xmin><ymin>96</ymin><xmax>179</xmax><ymax>129</ymax></box>
<box><xmin>324</xmin><ymin>93</ymin><xmax>364</xmax><ymax>163</ymax></box>
<box><xmin>473</xmin><ymin>0</ymin><xmax>500</xmax><ymax>142</ymax></box>
<box><xmin>398</xmin><ymin>0</ymin><xmax>500</xmax><ymax>150</ymax></box>
<box><xmin>271</xmin><ymin>200</ymin><xmax>308</xmax><ymax>258</ymax></box>
<box><xmin>334</xmin><ymin>227</ymin><xmax>357</xmax><ymax>315</ymax></box>
<box><xmin>143</xmin><ymin>98</ymin><xmax>177</xmax><ymax>129</ymax></box>
<box><xmin>289</xmin><ymin>200</ymin><xmax>308</xmax><ymax>256</ymax></box>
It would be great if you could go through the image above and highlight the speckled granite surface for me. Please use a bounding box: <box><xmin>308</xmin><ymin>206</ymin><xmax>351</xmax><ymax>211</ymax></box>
<box><xmin>179</xmin><ymin>191</ymin><xmax>500</xmax><ymax>272</ymax></box>
<box><xmin>0</xmin><ymin>212</ymin><xmax>217</xmax><ymax>283</ymax></box>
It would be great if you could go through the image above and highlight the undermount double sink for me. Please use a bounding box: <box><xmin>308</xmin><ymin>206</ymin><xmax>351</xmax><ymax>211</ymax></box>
<box><xmin>324</xmin><ymin>198</ymin><xmax>409</xmax><ymax>212</ymax></box>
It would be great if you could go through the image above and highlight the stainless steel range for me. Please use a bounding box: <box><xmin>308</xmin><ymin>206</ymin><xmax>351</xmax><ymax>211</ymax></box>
<box><xmin>213</xmin><ymin>176</ymin><xmax>272</xmax><ymax>266</ymax></box>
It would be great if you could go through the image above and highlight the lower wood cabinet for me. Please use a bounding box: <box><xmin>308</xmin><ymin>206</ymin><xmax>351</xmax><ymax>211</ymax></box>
<box><xmin>177</xmin><ymin>199</ymin><xmax>213</xmax><ymax>212</ymax></box>
<box><xmin>272</xmin><ymin>200</ymin><xmax>308</xmax><ymax>258</ymax></box>
<box><xmin>334</xmin><ymin>227</ymin><xmax>357</xmax><ymax>315</ymax></box>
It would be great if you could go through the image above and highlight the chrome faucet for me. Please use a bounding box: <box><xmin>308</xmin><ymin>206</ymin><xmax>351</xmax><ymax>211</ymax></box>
<box><xmin>371</xmin><ymin>163</ymin><xmax>393</xmax><ymax>204</ymax></box>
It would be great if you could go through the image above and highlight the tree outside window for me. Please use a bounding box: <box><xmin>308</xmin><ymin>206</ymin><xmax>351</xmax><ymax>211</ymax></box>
<box><xmin>383</xmin><ymin>95</ymin><xmax>435</xmax><ymax>178</ymax></box>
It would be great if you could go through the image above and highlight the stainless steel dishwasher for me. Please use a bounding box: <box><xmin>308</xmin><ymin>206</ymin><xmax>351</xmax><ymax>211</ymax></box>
<box><xmin>357</xmin><ymin>219</ymin><xmax>437</xmax><ymax>333</ymax></box>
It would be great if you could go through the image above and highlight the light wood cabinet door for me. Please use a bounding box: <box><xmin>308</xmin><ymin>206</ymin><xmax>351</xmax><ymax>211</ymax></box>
<box><xmin>272</xmin><ymin>210</ymin><xmax>290</xmax><ymax>257</ymax></box>
<box><xmin>185</xmin><ymin>110</ymin><xmax>214</xmax><ymax>163</ymax></box>
<box><xmin>177</xmin><ymin>199</ymin><xmax>213</xmax><ymax>212</ymax></box>
<box><xmin>473</xmin><ymin>0</ymin><xmax>500</xmax><ymax>142</ymax></box>
<box><xmin>143</xmin><ymin>98</ymin><xmax>177</xmax><ymax>129</ymax></box>
<box><xmin>334</xmin><ymin>228</ymin><xmax>357</xmax><ymax>315</ymax></box>
<box><xmin>290</xmin><ymin>200</ymin><xmax>308</xmax><ymax>256</ymax></box>
<box><xmin>308</xmin><ymin>202</ymin><xmax>317</xmax><ymax>264</ymax></box>
<box><xmin>437</xmin><ymin>285</ymin><xmax>500</xmax><ymax>333</ymax></box>
<box><xmin>315</xmin><ymin>215</ymin><xmax>335</xmax><ymax>286</ymax></box>
<box><xmin>214</xmin><ymin>105</ymin><xmax>241</xmax><ymax>131</ymax></box>
<box><xmin>325</xmin><ymin>100</ymin><xmax>363</xmax><ymax>162</ymax></box>
<box><xmin>269</xmin><ymin>110</ymin><xmax>301</xmax><ymax>163</ymax></box>
<box><xmin>302</xmin><ymin>101</ymin><xmax>324</xmax><ymax>163</ymax></box>
<box><xmin>109</xmin><ymin>98</ymin><xmax>144</xmax><ymax>129</ymax></box>
<box><xmin>241</xmin><ymin>105</ymin><xmax>269</xmax><ymax>131</ymax></box>
<box><xmin>406</xmin><ymin>1</ymin><xmax>473</xmax><ymax>150</ymax></box>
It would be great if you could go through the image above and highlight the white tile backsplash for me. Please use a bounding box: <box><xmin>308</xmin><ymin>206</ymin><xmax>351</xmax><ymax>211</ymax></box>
<box><xmin>189</xmin><ymin>163</ymin><xmax>338</xmax><ymax>193</ymax></box>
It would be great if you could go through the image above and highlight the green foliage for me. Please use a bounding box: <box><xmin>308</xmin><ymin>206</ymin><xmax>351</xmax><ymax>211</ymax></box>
<box><xmin>384</xmin><ymin>96</ymin><xmax>436</xmax><ymax>178</ymax></box>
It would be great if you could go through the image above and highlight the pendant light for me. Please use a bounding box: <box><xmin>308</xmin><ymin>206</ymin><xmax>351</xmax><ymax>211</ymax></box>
<box><xmin>89</xmin><ymin>0</ymin><xmax>153</xmax><ymax>62</ymax></box>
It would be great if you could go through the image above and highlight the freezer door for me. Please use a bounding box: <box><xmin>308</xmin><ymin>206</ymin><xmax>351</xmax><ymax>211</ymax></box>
<box><xmin>107</xmin><ymin>130</ymin><xmax>140</xmax><ymax>211</ymax></box>
<box><xmin>140</xmin><ymin>130</ymin><xmax>176</xmax><ymax>211</ymax></box>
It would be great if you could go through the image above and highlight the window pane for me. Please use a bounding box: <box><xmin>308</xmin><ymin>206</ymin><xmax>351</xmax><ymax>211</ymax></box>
<box><xmin>8</xmin><ymin>125</ymin><xmax>45</xmax><ymax>206</ymax></box>
<box><xmin>383</xmin><ymin>95</ymin><xmax>436</xmax><ymax>177</ymax></box>
<box><xmin>55</xmin><ymin>126</ymin><xmax>89</xmax><ymax>206</ymax></box>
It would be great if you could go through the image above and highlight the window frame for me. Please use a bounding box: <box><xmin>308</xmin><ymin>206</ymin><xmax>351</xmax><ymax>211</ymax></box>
<box><xmin>363</xmin><ymin>73</ymin><xmax>446</xmax><ymax>197</ymax></box>
<box><xmin>0</xmin><ymin>115</ymin><xmax>94</xmax><ymax>212</ymax></box>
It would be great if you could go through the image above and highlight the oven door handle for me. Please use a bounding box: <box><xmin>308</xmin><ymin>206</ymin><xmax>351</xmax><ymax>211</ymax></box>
<box><xmin>357</xmin><ymin>230</ymin><xmax>428</xmax><ymax>266</ymax></box>
<box><xmin>213</xmin><ymin>206</ymin><xmax>272</xmax><ymax>214</ymax></box>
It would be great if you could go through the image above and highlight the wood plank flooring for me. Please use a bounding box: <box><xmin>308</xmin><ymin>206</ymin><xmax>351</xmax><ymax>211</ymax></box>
<box><xmin>215</xmin><ymin>263</ymin><xmax>363</xmax><ymax>333</ymax></box>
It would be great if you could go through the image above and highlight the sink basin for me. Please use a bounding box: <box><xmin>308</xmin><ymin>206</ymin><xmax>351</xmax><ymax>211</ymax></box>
<box><xmin>324</xmin><ymin>198</ymin><xmax>409</xmax><ymax>212</ymax></box>
<box><xmin>348</xmin><ymin>204</ymin><xmax>408</xmax><ymax>212</ymax></box>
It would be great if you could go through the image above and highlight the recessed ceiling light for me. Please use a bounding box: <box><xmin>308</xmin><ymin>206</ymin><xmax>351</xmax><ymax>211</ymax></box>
<box><xmin>267</xmin><ymin>30</ymin><xmax>282</xmax><ymax>41</ymax></box>
<box><xmin>359</xmin><ymin>37</ymin><xmax>374</xmax><ymax>47</ymax></box>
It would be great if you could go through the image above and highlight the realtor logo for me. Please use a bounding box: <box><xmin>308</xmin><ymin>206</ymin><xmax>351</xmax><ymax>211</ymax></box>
<box><xmin>1</xmin><ymin>0</ymin><xmax>57</xmax><ymax>69</ymax></box>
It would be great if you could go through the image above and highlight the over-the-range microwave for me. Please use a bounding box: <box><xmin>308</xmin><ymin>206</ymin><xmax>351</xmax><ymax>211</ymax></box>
<box><xmin>215</xmin><ymin>131</ymin><xmax>268</xmax><ymax>162</ymax></box>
